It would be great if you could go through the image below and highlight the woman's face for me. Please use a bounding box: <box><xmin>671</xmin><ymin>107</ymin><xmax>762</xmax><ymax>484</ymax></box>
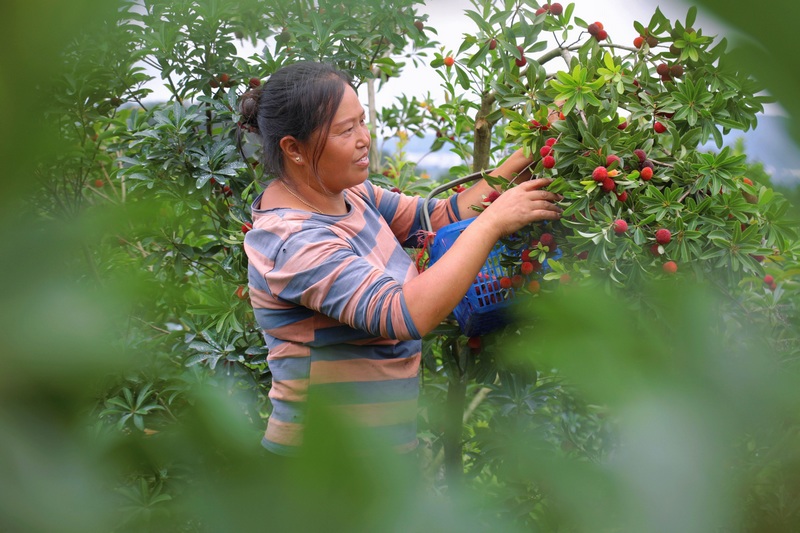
<box><xmin>310</xmin><ymin>84</ymin><xmax>371</xmax><ymax>193</ymax></box>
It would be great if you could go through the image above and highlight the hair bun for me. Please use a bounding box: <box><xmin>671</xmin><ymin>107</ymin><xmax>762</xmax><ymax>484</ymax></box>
<box><xmin>239</xmin><ymin>87</ymin><xmax>263</xmax><ymax>133</ymax></box>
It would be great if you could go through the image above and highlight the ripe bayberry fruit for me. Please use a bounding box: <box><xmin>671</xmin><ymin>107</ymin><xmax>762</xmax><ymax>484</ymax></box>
<box><xmin>650</xmin><ymin>243</ymin><xmax>662</xmax><ymax>256</ymax></box>
<box><xmin>443</xmin><ymin>56</ymin><xmax>455</xmax><ymax>67</ymax></box>
<box><xmin>617</xmin><ymin>121</ymin><xmax>628</xmax><ymax>130</ymax></box>
<box><xmin>576</xmin><ymin>250</ymin><xmax>589</xmax><ymax>260</ymax></box>
<box><xmin>616</xmin><ymin>191</ymin><xmax>628</xmax><ymax>202</ymax></box>
<box><xmin>539</xmin><ymin>233</ymin><xmax>556</xmax><ymax>249</ymax></box>
<box><xmin>527</xmin><ymin>280</ymin><xmax>541</xmax><ymax>293</ymax></box>
<box><xmin>515</xmin><ymin>46</ymin><xmax>527</xmax><ymax>67</ymax></box>
<box><xmin>535</xmin><ymin>7</ymin><xmax>547</xmax><ymax>15</ymax></box>
<box><xmin>656</xmin><ymin>63</ymin><xmax>670</xmax><ymax>76</ymax></box>
<box><xmin>500</xmin><ymin>276</ymin><xmax>513</xmax><ymax>289</ymax></box>
<box><xmin>634</xmin><ymin>149</ymin><xmax>647</xmax><ymax>162</ymax></box>
<box><xmin>560</xmin><ymin>273</ymin><xmax>572</xmax><ymax>284</ymax></box>
<box><xmin>663</xmin><ymin>261</ymin><xmax>678</xmax><ymax>274</ymax></box>
<box><xmin>601</xmin><ymin>178</ymin><xmax>616</xmax><ymax>192</ymax></box>
<box><xmin>606</xmin><ymin>154</ymin><xmax>621</xmax><ymax>167</ymax></box>
<box><xmin>219</xmin><ymin>73</ymin><xmax>230</xmax><ymax>84</ymax></box>
<box><xmin>654</xmin><ymin>121</ymin><xmax>667</xmax><ymax>133</ymax></box>
<box><xmin>511</xmin><ymin>275</ymin><xmax>524</xmax><ymax>289</ymax></box>
<box><xmin>763</xmin><ymin>275</ymin><xmax>775</xmax><ymax>285</ymax></box>
<box><xmin>646</xmin><ymin>35</ymin><xmax>659</xmax><ymax>47</ymax></box>
<box><xmin>222</xmin><ymin>185</ymin><xmax>232</xmax><ymax>197</ymax></box>
<box><xmin>484</xmin><ymin>190</ymin><xmax>501</xmax><ymax>204</ymax></box>
<box><xmin>489</xmin><ymin>38</ymin><xmax>497</xmax><ymax>50</ymax></box>
<box><xmin>242</xmin><ymin>222</ymin><xmax>253</xmax><ymax>234</ymax></box>
<box><xmin>414</xmin><ymin>20</ymin><xmax>424</xmax><ymax>31</ymax></box>
<box><xmin>540</xmin><ymin>145</ymin><xmax>552</xmax><ymax>157</ymax></box>
<box><xmin>520</xmin><ymin>261</ymin><xmax>535</xmax><ymax>275</ymax></box>
<box><xmin>743</xmin><ymin>177</ymin><xmax>754</xmax><ymax>186</ymax></box>
<box><xmin>670</xmin><ymin>64</ymin><xmax>684</xmax><ymax>78</ymax></box>
<box><xmin>633</xmin><ymin>36</ymin><xmax>644</xmax><ymax>48</ymax></box>
<box><xmin>467</xmin><ymin>336</ymin><xmax>481</xmax><ymax>350</ymax></box>
<box><xmin>549</xmin><ymin>3</ymin><xmax>563</xmax><ymax>15</ymax></box>
<box><xmin>655</xmin><ymin>228</ymin><xmax>671</xmax><ymax>245</ymax></box>
<box><xmin>641</xmin><ymin>167</ymin><xmax>654</xmax><ymax>180</ymax></box>
<box><xmin>542</xmin><ymin>155</ymin><xmax>556</xmax><ymax>168</ymax></box>
<box><xmin>613</xmin><ymin>219</ymin><xmax>628</xmax><ymax>234</ymax></box>
<box><xmin>545</xmin><ymin>137</ymin><xmax>557</xmax><ymax>147</ymax></box>
<box><xmin>596</xmin><ymin>29</ymin><xmax>608</xmax><ymax>41</ymax></box>
<box><xmin>592</xmin><ymin>166</ymin><xmax>608</xmax><ymax>182</ymax></box>
<box><xmin>587</xmin><ymin>23</ymin><xmax>600</xmax><ymax>36</ymax></box>
<box><xmin>235</xmin><ymin>286</ymin><xmax>248</xmax><ymax>299</ymax></box>
<box><xmin>248</xmin><ymin>77</ymin><xmax>261</xmax><ymax>88</ymax></box>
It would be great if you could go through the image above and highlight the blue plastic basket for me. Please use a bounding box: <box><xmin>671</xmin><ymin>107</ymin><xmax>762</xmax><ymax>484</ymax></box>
<box><xmin>427</xmin><ymin>217</ymin><xmax>560</xmax><ymax>337</ymax></box>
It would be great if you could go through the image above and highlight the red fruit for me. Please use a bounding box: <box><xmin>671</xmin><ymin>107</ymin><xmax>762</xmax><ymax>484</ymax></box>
<box><xmin>613</xmin><ymin>219</ymin><xmax>628</xmax><ymax>234</ymax></box>
<box><xmin>601</xmin><ymin>178</ymin><xmax>616</xmax><ymax>192</ymax></box>
<box><xmin>520</xmin><ymin>261</ymin><xmax>535</xmax><ymax>275</ymax></box>
<box><xmin>751</xmin><ymin>255</ymin><xmax>765</xmax><ymax>263</ymax></box>
<box><xmin>655</xmin><ymin>228</ymin><xmax>671</xmax><ymax>245</ymax></box>
<box><xmin>596</xmin><ymin>29</ymin><xmax>608</xmax><ymax>41</ymax></box>
<box><xmin>484</xmin><ymin>190</ymin><xmax>501</xmax><ymax>204</ymax></box>
<box><xmin>742</xmin><ymin>177</ymin><xmax>754</xmax><ymax>186</ymax></box>
<box><xmin>540</xmin><ymin>145</ymin><xmax>552</xmax><ymax>157</ymax></box>
<box><xmin>549</xmin><ymin>2</ymin><xmax>563</xmax><ymax>15</ymax></box>
<box><xmin>443</xmin><ymin>56</ymin><xmax>455</xmax><ymax>67</ymax></box>
<box><xmin>560</xmin><ymin>273</ymin><xmax>572</xmax><ymax>284</ymax></box>
<box><xmin>535</xmin><ymin>7</ymin><xmax>547</xmax><ymax>15</ymax></box>
<box><xmin>94</xmin><ymin>179</ymin><xmax>104</xmax><ymax>188</ymax></box>
<box><xmin>222</xmin><ymin>185</ymin><xmax>232</xmax><ymax>197</ymax></box>
<box><xmin>539</xmin><ymin>233</ymin><xmax>556</xmax><ymax>249</ymax></box>
<box><xmin>521</xmin><ymin>249</ymin><xmax>531</xmax><ymax>262</ymax></box>
<box><xmin>414</xmin><ymin>20</ymin><xmax>425</xmax><ymax>31</ymax></box>
<box><xmin>616</xmin><ymin>191</ymin><xmax>628</xmax><ymax>202</ymax></box>
<box><xmin>235</xmin><ymin>285</ymin><xmax>248</xmax><ymax>299</ymax></box>
<box><xmin>606</xmin><ymin>154</ymin><xmax>621</xmax><ymax>167</ymax></box>
<box><xmin>489</xmin><ymin>38</ymin><xmax>497</xmax><ymax>50</ymax></box>
<box><xmin>587</xmin><ymin>23</ymin><xmax>599</xmax><ymax>36</ymax></box>
<box><xmin>515</xmin><ymin>46</ymin><xmax>527</xmax><ymax>67</ymax></box>
<box><xmin>656</xmin><ymin>63</ymin><xmax>670</xmax><ymax>76</ymax></box>
<box><xmin>500</xmin><ymin>276</ymin><xmax>513</xmax><ymax>289</ymax></box>
<box><xmin>576</xmin><ymin>250</ymin><xmax>589</xmax><ymax>260</ymax></box>
<box><xmin>641</xmin><ymin>167</ymin><xmax>654</xmax><ymax>180</ymax></box>
<box><xmin>617</xmin><ymin>121</ymin><xmax>628</xmax><ymax>130</ymax></box>
<box><xmin>209</xmin><ymin>78</ymin><xmax>220</xmax><ymax>88</ymax></box>
<box><xmin>527</xmin><ymin>280</ymin><xmax>541</xmax><ymax>293</ymax></box>
<box><xmin>650</xmin><ymin>243</ymin><xmax>661</xmax><ymax>256</ymax></box>
<box><xmin>542</xmin><ymin>155</ymin><xmax>556</xmax><ymax>168</ymax></box>
<box><xmin>670</xmin><ymin>64</ymin><xmax>684</xmax><ymax>78</ymax></box>
<box><xmin>646</xmin><ymin>35</ymin><xmax>659</xmax><ymax>47</ymax></box>
<box><xmin>390</xmin><ymin>186</ymin><xmax>402</xmax><ymax>193</ymax></box>
<box><xmin>511</xmin><ymin>275</ymin><xmax>525</xmax><ymax>289</ymax></box>
<box><xmin>219</xmin><ymin>73</ymin><xmax>230</xmax><ymax>84</ymax></box>
<box><xmin>242</xmin><ymin>222</ymin><xmax>253</xmax><ymax>234</ymax></box>
<box><xmin>545</xmin><ymin>137</ymin><xmax>557</xmax><ymax>147</ymax></box>
<box><xmin>633</xmin><ymin>36</ymin><xmax>645</xmax><ymax>48</ymax></box>
<box><xmin>663</xmin><ymin>261</ymin><xmax>678</xmax><ymax>274</ymax></box>
<box><xmin>654</xmin><ymin>121</ymin><xmax>667</xmax><ymax>133</ymax></box>
<box><xmin>634</xmin><ymin>149</ymin><xmax>647</xmax><ymax>162</ymax></box>
<box><xmin>467</xmin><ymin>336</ymin><xmax>481</xmax><ymax>350</ymax></box>
<box><xmin>248</xmin><ymin>77</ymin><xmax>261</xmax><ymax>88</ymax></box>
<box><xmin>769</xmin><ymin>281</ymin><xmax>777</xmax><ymax>291</ymax></box>
<box><xmin>592</xmin><ymin>166</ymin><xmax>608</xmax><ymax>182</ymax></box>
<box><xmin>763</xmin><ymin>274</ymin><xmax>775</xmax><ymax>285</ymax></box>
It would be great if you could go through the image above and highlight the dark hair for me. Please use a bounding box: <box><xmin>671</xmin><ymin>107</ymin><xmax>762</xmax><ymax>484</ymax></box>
<box><xmin>239</xmin><ymin>62</ymin><xmax>355</xmax><ymax>180</ymax></box>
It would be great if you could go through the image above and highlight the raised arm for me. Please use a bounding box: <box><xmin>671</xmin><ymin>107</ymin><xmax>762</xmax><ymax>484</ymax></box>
<box><xmin>455</xmin><ymin>147</ymin><xmax>537</xmax><ymax>219</ymax></box>
<box><xmin>403</xmin><ymin>177</ymin><xmax>561</xmax><ymax>336</ymax></box>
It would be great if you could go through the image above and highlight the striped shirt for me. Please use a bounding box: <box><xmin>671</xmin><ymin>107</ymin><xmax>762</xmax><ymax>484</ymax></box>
<box><xmin>244</xmin><ymin>180</ymin><xmax>461</xmax><ymax>456</ymax></box>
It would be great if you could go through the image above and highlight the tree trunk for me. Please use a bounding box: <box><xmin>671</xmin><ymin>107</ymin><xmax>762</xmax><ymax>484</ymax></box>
<box><xmin>472</xmin><ymin>91</ymin><xmax>496</xmax><ymax>172</ymax></box>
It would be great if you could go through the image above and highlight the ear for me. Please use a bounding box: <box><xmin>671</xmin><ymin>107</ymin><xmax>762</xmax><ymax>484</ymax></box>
<box><xmin>279</xmin><ymin>136</ymin><xmax>304</xmax><ymax>165</ymax></box>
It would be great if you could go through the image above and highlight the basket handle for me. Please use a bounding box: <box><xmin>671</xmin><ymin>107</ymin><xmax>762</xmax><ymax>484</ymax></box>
<box><xmin>420</xmin><ymin>168</ymin><xmax>495</xmax><ymax>233</ymax></box>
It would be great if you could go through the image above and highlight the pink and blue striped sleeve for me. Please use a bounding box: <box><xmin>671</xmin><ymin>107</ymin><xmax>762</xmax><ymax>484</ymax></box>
<box><xmin>262</xmin><ymin>227</ymin><xmax>421</xmax><ymax>341</ymax></box>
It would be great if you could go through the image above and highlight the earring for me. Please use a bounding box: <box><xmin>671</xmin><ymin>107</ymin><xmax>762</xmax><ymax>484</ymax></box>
<box><xmin>295</xmin><ymin>157</ymin><xmax>301</xmax><ymax>162</ymax></box>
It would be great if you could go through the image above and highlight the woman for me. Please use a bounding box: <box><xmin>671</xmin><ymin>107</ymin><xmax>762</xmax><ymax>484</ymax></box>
<box><xmin>239</xmin><ymin>61</ymin><xmax>561</xmax><ymax>457</ymax></box>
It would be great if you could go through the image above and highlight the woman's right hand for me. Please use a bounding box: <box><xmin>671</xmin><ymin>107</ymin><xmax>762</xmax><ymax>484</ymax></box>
<box><xmin>479</xmin><ymin>178</ymin><xmax>563</xmax><ymax>239</ymax></box>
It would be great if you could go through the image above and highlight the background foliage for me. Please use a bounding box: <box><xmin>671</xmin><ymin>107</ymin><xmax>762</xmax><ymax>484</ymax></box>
<box><xmin>1</xmin><ymin>0</ymin><xmax>799</xmax><ymax>531</ymax></box>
